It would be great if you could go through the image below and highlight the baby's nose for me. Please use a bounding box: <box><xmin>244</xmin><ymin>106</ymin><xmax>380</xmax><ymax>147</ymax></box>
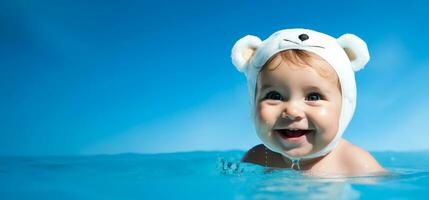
<box><xmin>281</xmin><ymin>111</ymin><xmax>303</xmax><ymax>121</ymax></box>
<box><xmin>281</xmin><ymin>105</ymin><xmax>304</xmax><ymax>121</ymax></box>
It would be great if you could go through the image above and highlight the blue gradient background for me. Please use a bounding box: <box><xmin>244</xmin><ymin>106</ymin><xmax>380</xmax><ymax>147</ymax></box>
<box><xmin>1</xmin><ymin>0</ymin><xmax>428</xmax><ymax>156</ymax></box>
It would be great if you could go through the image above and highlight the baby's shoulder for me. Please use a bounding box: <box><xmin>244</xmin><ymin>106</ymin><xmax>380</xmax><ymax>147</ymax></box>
<box><xmin>241</xmin><ymin>144</ymin><xmax>285</xmax><ymax>167</ymax></box>
<box><xmin>337</xmin><ymin>140</ymin><xmax>386</xmax><ymax>173</ymax></box>
<box><xmin>241</xmin><ymin>144</ymin><xmax>266</xmax><ymax>165</ymax></box>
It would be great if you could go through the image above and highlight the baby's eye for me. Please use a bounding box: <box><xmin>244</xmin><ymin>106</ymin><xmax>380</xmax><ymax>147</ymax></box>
<box><xmin>306</xmin><ymin>92</ymin><xmax>322</xmax><ymax>101</ymax></box>
<box><xmin>264</xmin><ymin>91</ymin><xmax>284</xmax><ymax>101</ymax></box>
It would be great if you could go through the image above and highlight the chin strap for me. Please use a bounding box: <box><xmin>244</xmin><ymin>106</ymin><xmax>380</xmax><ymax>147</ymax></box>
<box><xmin>290</xmin><ymin>158</ymin><xmax>301</xmax><ymax>170</ymax></box>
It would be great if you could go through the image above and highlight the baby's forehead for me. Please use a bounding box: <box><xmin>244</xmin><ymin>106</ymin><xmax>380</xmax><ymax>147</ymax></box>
<box><xmin>261</xmin><ymin>50</ymin><xmax>339</xmax><ymax>83</ymax></box>
<box><xmin>256</xmin><ymin>63</ymin><xmax>341</xmax><ymax>94</ymax></box>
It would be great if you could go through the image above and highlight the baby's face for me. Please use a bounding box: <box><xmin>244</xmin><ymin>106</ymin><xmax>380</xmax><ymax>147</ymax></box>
<box><xmin>254</xmin><ymin>54</ymin><xmax>342</xmax><ymax>158</ymax></box>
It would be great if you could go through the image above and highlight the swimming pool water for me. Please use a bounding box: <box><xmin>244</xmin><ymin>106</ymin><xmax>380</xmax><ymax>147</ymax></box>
<box><xmin>1</xmin><ymin>150</ymin><xmax>429</xmax><ymax>199</ymax></box>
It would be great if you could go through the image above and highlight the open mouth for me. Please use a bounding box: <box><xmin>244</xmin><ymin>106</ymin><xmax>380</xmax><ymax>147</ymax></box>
<box><xmin>274</xmin><ymin>129</ymin><xmax>314</xmax><ymax>140</ymax></box>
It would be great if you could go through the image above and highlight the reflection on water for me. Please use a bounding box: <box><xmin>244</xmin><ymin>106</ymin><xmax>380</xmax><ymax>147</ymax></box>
<box><xmin>255</xmin><ymin>177</ymin><xmax>360</xmax><ymax>200</ymax></box>
<box><xmin>217</xmin><ymin>152</ymin><xmax>429</xmax><ymax>199</ymax></box>
<box><xmin>218</xmin><ymin>157</ymin><xmax>362</xmax><ymax>199</ymax></box>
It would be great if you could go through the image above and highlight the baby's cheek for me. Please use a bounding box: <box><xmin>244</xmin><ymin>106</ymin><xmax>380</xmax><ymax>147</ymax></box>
<box><xmin>256</xmin><ymin>104</ymin><xmax>277</xmax><ymax>125</ymax></box>
<box><xmin>317</xmin><ymin>108</ymin><xmax>329</xmax><ymax>118</ymax></box>
<box><xmin>318</xmin><ymin>106</ymin><xmax>339</xmax><ymax>120</ymax></box>
<box><xmin>315</xmin><ymin>107</ymin><xmax>339</xmax><ymax>140</ymax></box>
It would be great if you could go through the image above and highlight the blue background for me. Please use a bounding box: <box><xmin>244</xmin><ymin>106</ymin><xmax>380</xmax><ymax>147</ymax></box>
<box><xmin>1</xmin><ymin>0</ymin><xmax>428</xmax><ymax>155</ymax></box>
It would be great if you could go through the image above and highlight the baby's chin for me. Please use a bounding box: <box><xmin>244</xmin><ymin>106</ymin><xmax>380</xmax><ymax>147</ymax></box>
<box><xmin>280</xmin><ymin>146</ymin><xmax>314</xmax><ymax>158</ymax></box>
<box><xmin>264</xmin><ymin>143</ymin><xmax>313</xmax><ymax>159</ymax></box>
<box><xmin>257</xmin><ymin>128</ymin><xmax>335</xmax><ymax>159</ymax></box>
<box><xmin>257</xmin><ymin>130</ymin><xmax>324</xmax><ymax>158</ymax></box>
<box><xmin>269</xmin><ymin>137</ymin><xmax>316</xmax><ymax>158</ymax></box>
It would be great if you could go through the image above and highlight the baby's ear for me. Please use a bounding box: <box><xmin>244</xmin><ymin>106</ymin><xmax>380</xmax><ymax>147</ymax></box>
<box><xmin>337</xmin><ymin>34</ymin><xmax>370</xmax><ymax>72</ymax></box>
<box><xmin>231</xmin><ymin>35</ymin><xmax>262</xmax><ymax>73</ymax></box>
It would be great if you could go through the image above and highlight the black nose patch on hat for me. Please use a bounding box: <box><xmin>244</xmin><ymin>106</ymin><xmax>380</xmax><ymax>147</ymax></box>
<box><xmin>298</xmin><ymin>34</ymin><xmax>309</xmax><ymax>42</ymax></box>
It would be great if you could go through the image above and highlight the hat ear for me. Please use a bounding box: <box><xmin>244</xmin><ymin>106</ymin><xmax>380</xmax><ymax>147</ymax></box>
<box><xmin>231</xmin><ymin>35</ymin><xmax>262</xmax><ymax>73</ymax></box>
<box><xmin>337</xmin><ymin>34</ymin><xmax>370</xmax><ymax>72</ymax></box>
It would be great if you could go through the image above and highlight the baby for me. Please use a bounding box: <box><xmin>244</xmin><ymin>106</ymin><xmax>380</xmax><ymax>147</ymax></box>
<box><xmin>231</xmin><ymin>28</ymin><xmax>386</xmax><ymax>176</ymax></box>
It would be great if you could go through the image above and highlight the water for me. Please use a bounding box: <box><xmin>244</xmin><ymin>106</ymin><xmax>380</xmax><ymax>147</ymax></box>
<box><xmin>1</xmin><ymin>151</ymin><xmax>429</xmax><ymax>199</ymax></box>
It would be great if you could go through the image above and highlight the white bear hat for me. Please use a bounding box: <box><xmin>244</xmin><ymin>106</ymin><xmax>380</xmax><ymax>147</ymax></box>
<box><xmin>231</xmin><ymin>28</ymin><xmax>370</xmax><ymax>164</ymax></box>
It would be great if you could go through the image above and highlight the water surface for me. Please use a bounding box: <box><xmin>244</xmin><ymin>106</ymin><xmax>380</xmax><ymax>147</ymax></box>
<box><xmin>1</xmin><ymin>150</ymin><xmax>429</xmax><ymax>199</ymax></box>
